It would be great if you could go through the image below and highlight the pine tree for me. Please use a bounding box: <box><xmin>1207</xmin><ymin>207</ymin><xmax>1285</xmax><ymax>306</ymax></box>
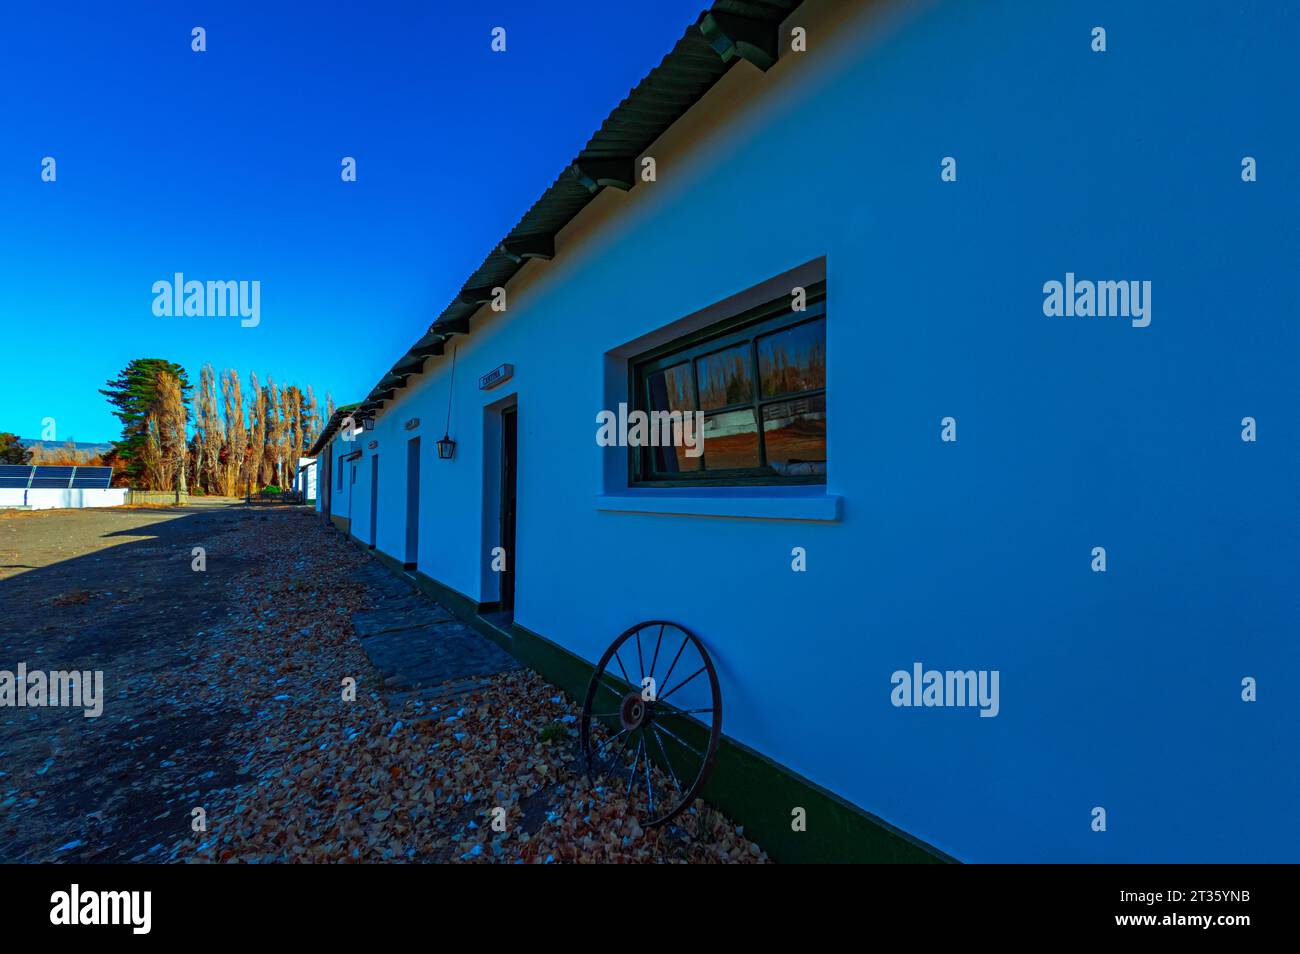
<box><xmin>100</xmin><ymin>359</ymin><xmax>191</xmax><ymax>484</ymax></box>
<box><xmin>0</xmin><ymin>433</ymin><xmax>31</xmax><ymax>465</ymax></box>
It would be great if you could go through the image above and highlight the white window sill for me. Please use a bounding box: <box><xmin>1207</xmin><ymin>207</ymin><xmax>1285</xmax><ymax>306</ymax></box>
<box><xmin>595</xmin><ymin>491</ymin><xmax>841</xmax><ymax>522</ymax></box>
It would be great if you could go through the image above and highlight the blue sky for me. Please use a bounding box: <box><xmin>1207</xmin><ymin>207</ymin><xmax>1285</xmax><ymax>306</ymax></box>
<box><xmin>0</xmin><ymin>0</ymin><xmax>705</xmax><ymax>442</ymax></box>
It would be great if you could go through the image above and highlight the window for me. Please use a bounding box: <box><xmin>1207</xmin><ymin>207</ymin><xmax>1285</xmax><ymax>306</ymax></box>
<box><xmin>337</xmin><ymin>456</ymin><xmax>344</xmax><ymax>490</ymax></box>
<box><xmin>630</xmin><ymin>285</ymin><xmax>826</xmax><ymax>485</ymax></box>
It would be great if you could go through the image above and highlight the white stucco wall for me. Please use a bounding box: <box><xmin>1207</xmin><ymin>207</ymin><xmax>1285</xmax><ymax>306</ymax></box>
<box><xmin>296</xmin><ymin>457</ymin><xmax>317</xmax><ymax>500</ymax></box>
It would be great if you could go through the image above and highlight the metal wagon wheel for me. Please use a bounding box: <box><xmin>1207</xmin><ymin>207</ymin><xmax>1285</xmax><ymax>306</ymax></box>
<box><xmin>579</xmin><ymin>620</ymin><xmax>722</xmax><ymax>828</ymax></box>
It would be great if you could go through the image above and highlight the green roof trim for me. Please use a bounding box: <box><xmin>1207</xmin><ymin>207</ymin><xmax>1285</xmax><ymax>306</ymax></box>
<box><xmin>306</xmin><ymin>402</ymin><xmax>361</xmax><ymax>457</ymax></box>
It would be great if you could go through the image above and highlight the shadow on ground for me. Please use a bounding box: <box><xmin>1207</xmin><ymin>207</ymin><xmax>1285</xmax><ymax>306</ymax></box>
<box><xmin>0</xmin><ymin>504</ymin><xmax>268</xmax><ymax>861</ymax></box>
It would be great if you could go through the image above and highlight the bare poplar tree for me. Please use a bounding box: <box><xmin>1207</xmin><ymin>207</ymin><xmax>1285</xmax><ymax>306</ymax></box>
<box><xmin>156</xmin><ymin>370</ymin><xmax>188</xmax><ymax>495</ymax></box>
<box><xmin>196</xmin><ymin>364</ymin><xmax>223</xmax><ymax>494</ymax></box>
<box><xmin>280</xmin><ymin>385</ymin><xmax>298</xmax><ymax>488</ymax></box>
<box><xmin>141</xmin><ymin>415</ymin><xmax>165</xmax><ymax>490</ymax></box>
<box><xmin>221</xmin><ymin>369</ymin><xmax>247</xmax><ymax>497</ymax></box>
<box><xmin>267</xmin><ymin>378</ymin><xmax>282</xmax><ymax>488</ymax></box>
<box><xmin>304</xmin><ymin>385</ymin><xmax>320</xmax><ymax>454</ymax></box>
<box><xmin>247</xmin><ymin>373</ymin><xmax>267</xmax><ymax>494</ymax></box>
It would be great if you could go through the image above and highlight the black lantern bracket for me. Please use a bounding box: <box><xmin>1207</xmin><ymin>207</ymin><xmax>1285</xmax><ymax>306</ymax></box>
<box><xmin>438</xmin><ymin>343</ymin><xmax>458</xmax><ymax>460</ymax></box>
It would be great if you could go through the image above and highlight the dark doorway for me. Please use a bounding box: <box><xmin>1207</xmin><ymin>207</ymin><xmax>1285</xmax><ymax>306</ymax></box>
<box><xmin>348</xmin><ymin>462</ymin><xmax>356</xmax><ymax>533</ymax></box>
<box><xmin>322</xmin><ymin>445</ymin><xmax>332</xmax><ymax>519</ymax></box>
<box><xmin>369</xmin><ymin>454</ymin><xmax>379</xmax><ymax>550</ymax></box>
<box><xmin>405</xmin><ymin>437</ymin><xmax>420</xmax><ymax>569</ymax></box>
<box><xmin>499</xmin><ymin>406</ymin><xmax>518</xmax><ymax>615</ymax></box>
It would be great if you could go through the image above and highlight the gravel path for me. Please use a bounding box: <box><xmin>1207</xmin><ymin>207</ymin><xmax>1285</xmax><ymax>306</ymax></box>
<box><xmin>0</xmin><ymin>504</ymin><xmax>765</xmax><ymax>863</ymax></box>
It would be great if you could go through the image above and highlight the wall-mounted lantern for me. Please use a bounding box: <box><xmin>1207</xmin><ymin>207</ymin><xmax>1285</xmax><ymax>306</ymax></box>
<box><xmin>362</xmin><ymin>416</ymin><xmax>375</xmax><ymax>431</ymax></box>
<box><xmin>438</xmin><ymin>343</ymin><xmax>458</xmax><ymax>461</ymax></box>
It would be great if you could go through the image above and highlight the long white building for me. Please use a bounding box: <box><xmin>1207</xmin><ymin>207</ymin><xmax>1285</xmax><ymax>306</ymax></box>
<box><xmin>310</xmin><ymin>0</ymin><xmax>1298</xmax><ymax>862</ymax></box>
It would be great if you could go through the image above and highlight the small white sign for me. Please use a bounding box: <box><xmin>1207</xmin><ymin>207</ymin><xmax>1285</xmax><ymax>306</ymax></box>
<box><xmin>478</xmin><ymin>363</ymin><xmax>514</xmax><ymax>390</ymax></box>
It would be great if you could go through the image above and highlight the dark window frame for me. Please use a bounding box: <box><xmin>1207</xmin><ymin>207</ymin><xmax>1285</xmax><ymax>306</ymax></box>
<box><xmin>628</xmin><ymin>282</ymin><xmax>827</xmax><ymax>487</ymax></box>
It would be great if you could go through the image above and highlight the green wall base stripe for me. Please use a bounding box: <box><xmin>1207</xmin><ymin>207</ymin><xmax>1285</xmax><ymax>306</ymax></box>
<box><xmin>347</xmin><ymin>537</ymin><xmax>955</xmax><ymax>863</ymax></box>
<box><xmin>502</xmin><ymin>618</ymin><xmax>954</xmax><ymax>864</ymax></box>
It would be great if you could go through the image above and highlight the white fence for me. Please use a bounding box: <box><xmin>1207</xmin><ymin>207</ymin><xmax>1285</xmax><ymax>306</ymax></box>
<box><xmin>0</xmin><ymin>488</ymin><xmax>128</xmax><ymax>510</ymax></box>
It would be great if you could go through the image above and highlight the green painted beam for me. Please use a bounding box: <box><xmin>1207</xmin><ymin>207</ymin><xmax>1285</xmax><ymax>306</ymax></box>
<box><xmin>698</xmin><ymin>11</ymin><xmax>780</xmax><ymax>71</ymax></box>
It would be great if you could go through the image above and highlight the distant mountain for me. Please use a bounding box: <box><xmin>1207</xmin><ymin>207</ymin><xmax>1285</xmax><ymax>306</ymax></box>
<box><xmin>19</xmin><ymin>439</ymin><xmax>115</xmax><ymax>461</ymax></box>
<box><xmin>20</xmin><ymin>439</ymin><xmax>114</xmax><ymax>452</ymax></box>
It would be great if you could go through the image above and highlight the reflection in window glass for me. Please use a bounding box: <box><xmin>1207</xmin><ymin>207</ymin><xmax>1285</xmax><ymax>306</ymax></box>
<box><xmin>761</xmin><ymin>395</ymin><xmax>826</xmax><ymax>476</ymax></box>
<box><xmin>702</xmin><ymin>409</ymin><xmax>760</xmax><ymax>470</ymax></box>
<box><xmin>652</xmin><ymin>440</ymin><xmax>704</xmax><ymax>474</ymax></box>
<box><xmin>647</xmin><ymin>364</ymin><xmax>701</xmax><ymax>473</ymax></box>
<box><xmin>646</xmin><ymin>363</ymin><xmax>694</xmax><ymax>412</ymax></box>
<box><xmin>696</xmin><ymin>344</ymin><xmax>754</xmax><ymax>410</ymax></box>
<box><xmin>629</xmin><ymin>290</ymin><xmax>826</xmax><ymax>484</ymax></box>
<box><xmin>757</xmin><ymin>318</ymin><xmax>826</xmax><ymax>398</ymax></box>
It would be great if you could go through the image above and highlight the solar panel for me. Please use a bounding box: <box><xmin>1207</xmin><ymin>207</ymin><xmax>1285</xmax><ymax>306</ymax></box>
<box><xmin>0</xmin><ymin>465</ymin><xmax>115</xmax><ymax>490</ymax></box>
<box><xmin>70</xmin><ymin>467</ymin><xmax>113</xmax><ymax>489</ymax></box>
<box><xmin>0</xmin><ymin>465</ymin><xmax>32</xmax><ymax>488</ymax></box>
<box><xmin>30</xmin><ymin>466</ymin><xmax>75</xmax><ymax>489</ymax></box>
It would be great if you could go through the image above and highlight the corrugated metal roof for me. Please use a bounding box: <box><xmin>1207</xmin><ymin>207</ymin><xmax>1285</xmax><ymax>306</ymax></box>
<box><xmin>307</xmin><ymin>403</ymin><xmax>360</xmax><ymax>457</ymax></box>
<box><xmin>330</xmin><ymin>0</ymin><xmax>805</xmax><ymax>433</ymax></box>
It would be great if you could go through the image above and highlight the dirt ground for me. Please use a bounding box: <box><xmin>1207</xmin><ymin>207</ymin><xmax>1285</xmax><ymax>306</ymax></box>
<box><xmin>0</xmin><ymin>502</ymin><xmax>263</xmax><ymax>860</ymax></box>
<box><xmin>0</xmin><ymin>502</ymin><xmax>764</xmax><ymax>863</ymax></box>
<box><xmin>0</xmin><ymin>498</ymin><xmax>245</xmax><ymax>582</ymax></box>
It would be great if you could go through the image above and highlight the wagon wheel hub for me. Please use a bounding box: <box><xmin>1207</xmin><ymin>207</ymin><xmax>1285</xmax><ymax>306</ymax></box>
<box><xmin>619</xmin><ymin>692</ymin><xmax>650</xmax><ymax>730</ymax></box>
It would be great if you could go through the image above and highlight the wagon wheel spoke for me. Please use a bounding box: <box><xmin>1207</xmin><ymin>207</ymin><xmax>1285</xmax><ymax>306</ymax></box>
<box><xmin>589</xmin><ymin>726</ymin><xmax>631</xmax><ymax>763</ymax></box>
<box><xmin>659</xmin><ymin>664</ymin><xmax>707</xmax><ymax>704</ymax></box>
<box><xmin>647</xmin><ymin>624</ymin><xmax>664</xmax><ymax>685</ymax></box>
<box><xmin>592</xmin><ymin>726</ymin><xmax>628</xmax><ymax>752</ymax></box>
<box><xmin>612</xmin><ymin>650</ymin><xmax>632</xmax><ymax>687</ymax></box>
<box><xmin>649</xmin><ymin>726</ymin><xmax>682</xmax><ymax>793</ymax></box>
<box><xmin>651</xmin><ymin>695</ymin><xmax>716</xmax><ymax>720</ymax></box>
<box><xmin>642</xmin><ymin>733</ymin><xmax>656</xmax><ymax>816</ymax></box>
<box><xmin>647</xmin><ymin>720</ymin><xmax>708</xmax><ymax>762</ymax></box>
<box><xmin>658</xmin><ymin>636</ymin><xmax>689</xmax><ymax>699</ymax></box>
<box><xmin>626</xmin><ymin>736</ymin><xmax>643</xmax><ymax>795</ymax></box>
<box><xmin>594</xmin><ymin>726</ymin><xmax>637</xmax><ymax>783</ymax></box>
